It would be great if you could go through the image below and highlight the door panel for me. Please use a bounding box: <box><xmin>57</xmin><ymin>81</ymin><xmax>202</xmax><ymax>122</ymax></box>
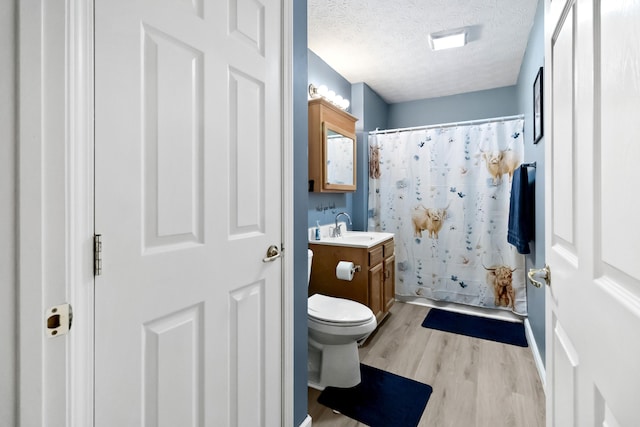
<box><xmin>550</xmin><ymin>5</ymin><xmax>575</xmax><ymax>249</ymax></box>
<box><xmin>545</xmin><ymin>0</ymin><xmax>640</xmax><ymax>426</ymax></box>
<box><xmin>142</xmin><ymin>25</ymin><xmax>205</xmax><ymax>251</ymax></box>
<box><xmin>229</xmin><ymin>68</ymin><xmax>266</xmax><ymax>235</ymax></box>
<box><xmin>551</xmin><ymin>318</ymin><xmax>578</xmax><ymax>427</ymax></box>
<box><xmin>600</xmin><ymin>0</ymin><xmax>640</xmax><ymax>280</ymax></box>
<box><xmin>143</xmin><ymin>303</ymin><xmax>204</xmax><ymax>426</ymax></box>
<box><xmin>591</xmin><ymin>280</ymin><xmax>640</xmax><ymax>425</ymax></box>
<box><xmin>95</xmin><ymin>0</ymin><xmax>282</xmax><ymax>425</ymax></box>
<box><xmin>230</xmin><ymin>282</ymin><xmax>267</xmax><ymax>426</ymax></box>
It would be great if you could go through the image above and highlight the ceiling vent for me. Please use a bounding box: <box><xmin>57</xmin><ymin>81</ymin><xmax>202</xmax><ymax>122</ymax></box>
<box><xmin>429</xmin><ymin>28</ymin><xmax>468</xmax><ymax>51</ymax></box>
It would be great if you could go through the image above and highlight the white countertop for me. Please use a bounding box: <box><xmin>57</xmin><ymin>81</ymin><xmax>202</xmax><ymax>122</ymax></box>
<box><xmin>308</xmin><ymin>231</ymin><xmax>394</xmax><ymax>248</ymax></box>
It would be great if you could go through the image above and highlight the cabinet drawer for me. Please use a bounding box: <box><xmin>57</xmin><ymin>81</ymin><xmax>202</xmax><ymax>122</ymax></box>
<box><xmin>383</xmin><ymin>239</ymin><xmax>394</xmax><ymax>258</ymax></box>
<box><xmin>368</xmin><ymin>246</ymin><xmax>383</xmax><ymax>267</ymax></box>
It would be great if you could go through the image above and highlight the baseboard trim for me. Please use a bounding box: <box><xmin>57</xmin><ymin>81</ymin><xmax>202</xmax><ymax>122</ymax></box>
<box><xmin>299</xmin><ymin>414</ymin><xmax>312</xmax><ymax>427</ymax></box>
<box><xmin>524</xmin><ymin>318</ymin><xmax>546</xmax><ymax>393</ymax></box>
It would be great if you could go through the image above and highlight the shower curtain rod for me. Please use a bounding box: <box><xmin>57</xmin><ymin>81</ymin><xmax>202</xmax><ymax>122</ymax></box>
<box><xmin>369</xmin><ymin>114</ymin><xmax>524</xmax><ymax>135</ymax></box>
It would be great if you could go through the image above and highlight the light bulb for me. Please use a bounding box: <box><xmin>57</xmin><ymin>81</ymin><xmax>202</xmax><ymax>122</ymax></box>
<box><xmin>317</xmin><ymin>85</ymin><xmax>328</xmax><ymax>97</ymax></box>
<box><xmin>340</xmin><ymin>99</ymin><xmax>350</xmax><ymax>110</ymax></box>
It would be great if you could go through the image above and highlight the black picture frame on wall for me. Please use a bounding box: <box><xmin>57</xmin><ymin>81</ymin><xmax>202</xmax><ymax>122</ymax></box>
<box><xmin>533</xmin><ymin>67</ymin><xmax>544</xmax><ymax>144</ymax></box>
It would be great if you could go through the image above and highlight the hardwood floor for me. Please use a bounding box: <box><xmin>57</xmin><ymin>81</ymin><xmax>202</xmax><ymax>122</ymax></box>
<box><xmin>307</xmin><ymin>302</ymin><xmax>545</xmax><ymax>427</ymax></box>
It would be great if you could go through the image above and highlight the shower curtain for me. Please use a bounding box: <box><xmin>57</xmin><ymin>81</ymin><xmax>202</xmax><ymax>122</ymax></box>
<box><xmin>368</xmin><ymin>118</ymin><xmax>527</xmax><ymax>314</ymax></box>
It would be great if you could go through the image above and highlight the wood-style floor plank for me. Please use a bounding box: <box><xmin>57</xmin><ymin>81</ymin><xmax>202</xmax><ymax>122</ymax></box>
<box><xmin>307</xmin><ymin>302</ymin><xmax>545</xmax><ymax>426</ymax></box>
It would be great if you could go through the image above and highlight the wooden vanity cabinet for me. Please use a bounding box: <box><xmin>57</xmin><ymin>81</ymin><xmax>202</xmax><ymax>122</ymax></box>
<box><xmin>368</xmin><ymin>262</ymin><xmax>384</xmax><ymax>321</ymax></box>
<box><xmin>383</xmin><ymin>254</ymin><xmax>396</xmax><ymax>312</ymax></box>
<box><xmin>309</xmin><ymin>238</ymin><xmax>395</xmax><ymax>324</ymax></box>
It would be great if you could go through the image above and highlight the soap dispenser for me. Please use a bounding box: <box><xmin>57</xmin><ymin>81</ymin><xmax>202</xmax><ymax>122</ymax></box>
<box><xmin>315</xmin><ymin>221</ymin><xmax>321</xmax><ymax>240</ymax></box>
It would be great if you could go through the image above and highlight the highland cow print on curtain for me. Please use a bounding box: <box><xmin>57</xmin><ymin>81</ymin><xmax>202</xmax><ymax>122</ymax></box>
<box><xmin>368</xmin><ymin>118</ymin><xmax>527</xmax><ymax>314</ymax></box>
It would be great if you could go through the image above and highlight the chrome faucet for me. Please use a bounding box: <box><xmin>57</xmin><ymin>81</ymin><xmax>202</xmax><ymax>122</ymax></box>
<box><xmin>334</xmin><ymin>212</ymin><xmax>352</xmax><ymax>237</ymax></box>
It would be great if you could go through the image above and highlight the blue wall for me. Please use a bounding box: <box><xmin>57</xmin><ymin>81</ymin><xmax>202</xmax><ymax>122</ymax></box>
<box><xmin>352</xmin><ymin>82</ymin><xmax>389</xmax><ymax>231</ymax></box>
<box><xmin>306</xmin><ymin>55</ymin><xmax>391</xmax><ymax>233</ymax></box>
<box><xmin>293</xmin><ymin>0</ymin><xmax>309</xmax><ymax>423</ymax></box>
<box><xmin>307</xmin><ymin>50</ymin><xmax>356</xmax><ymax>230</ymax></box>
<box><xmin>308</xmin><ymin>50</ymin><xmax>352</xmax><ymax>104</ymax></box>
<box><xmin>515</xmin><ymin>0</ymin><xmax>545</xmax><ymax>366</ymax></box>
<box><xmin>387</xmin><ymin>86</ymin><xmax>519</xmax><ymax>129</ymax></box>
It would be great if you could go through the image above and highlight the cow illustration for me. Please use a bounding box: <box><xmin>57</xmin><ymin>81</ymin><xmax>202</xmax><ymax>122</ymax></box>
<box><xmin>411</xmin><ymin>203</ymin><xmax>449</xmax><ymax>239</ymax></box>
<box><xmin>480</xmin><ymin>149</ymin><xmax>520</xmax><ymax>185</ymax></box>
<box><xmin>483</xmin><ymin>263</ymin><xmax>517</xmax><ymax>309</ymax></box>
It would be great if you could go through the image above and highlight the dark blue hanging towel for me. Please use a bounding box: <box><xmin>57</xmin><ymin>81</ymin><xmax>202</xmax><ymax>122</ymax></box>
<box><xmin>507</xmin><ymin>165</ymin><xmax>535</xmax><ymax>254</ymax></box>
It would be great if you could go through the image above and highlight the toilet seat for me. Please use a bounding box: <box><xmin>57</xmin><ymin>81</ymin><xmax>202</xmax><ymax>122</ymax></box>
<box><xmin>308</xmin><ymin>294</ymin><xmax>374</xmax><ymax>326</ymax></box>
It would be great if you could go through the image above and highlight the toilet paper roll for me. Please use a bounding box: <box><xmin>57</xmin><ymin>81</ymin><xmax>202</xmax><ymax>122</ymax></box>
<box><xmin>336</xmin><ymin>261</ymin><xmax>355</xmax><ymax>281</ymax></box>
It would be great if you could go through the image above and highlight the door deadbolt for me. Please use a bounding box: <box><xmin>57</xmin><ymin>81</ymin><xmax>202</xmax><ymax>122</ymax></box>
<box><xmin>46</xmin><ymin>303</ymin><xmax>72</xmax><ymax>337</ymax></box>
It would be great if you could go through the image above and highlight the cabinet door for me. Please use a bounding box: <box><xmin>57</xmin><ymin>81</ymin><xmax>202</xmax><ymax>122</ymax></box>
<box><xmin>368</xmin><ymin>262</ymin><xmax>384</xmax><ymax>322</ymax></box>
<box><xmin>383</xmin><ymin>255</ymin><xmax>395</xmax><ymax>312</ymax></box>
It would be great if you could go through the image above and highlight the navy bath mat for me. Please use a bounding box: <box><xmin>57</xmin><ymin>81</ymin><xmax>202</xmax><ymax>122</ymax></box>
<box><xmin>422</xmin><ymin>308</ymin><xmax>528</xmax><ymax>347</ymax></box>
<box><xmin>317</xmin><ymin>364</ymin><xmax>433</xmax><ymax>427</ymax></box>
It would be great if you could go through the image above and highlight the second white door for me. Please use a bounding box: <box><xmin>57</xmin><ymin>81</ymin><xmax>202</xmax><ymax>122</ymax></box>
<box><xmin>94</xmin><ymin>0</ymin><xmax>284</xmax><ymax>425</ymax></box>
<box><xmin>545</xmin><ymin>0</ymin><xmax>640</xmax><ymax>425</ymax></box>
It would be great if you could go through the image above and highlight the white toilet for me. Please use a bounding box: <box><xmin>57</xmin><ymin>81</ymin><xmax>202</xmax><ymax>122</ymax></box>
<box><xmin>307</xmin><ymin>249</ymin><xmax>377</xmax><ymax>390</ymax></box>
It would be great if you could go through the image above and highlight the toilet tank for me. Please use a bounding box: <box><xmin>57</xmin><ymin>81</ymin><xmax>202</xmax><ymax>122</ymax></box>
<box><xmin>307</xmin><ymin>249</ymin><xmax>313</xmax><ymax>286</ymax></box>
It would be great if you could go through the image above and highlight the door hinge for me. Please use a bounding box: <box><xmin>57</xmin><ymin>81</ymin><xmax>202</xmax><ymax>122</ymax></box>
<box><xmin>46</xmin><ymin>303</ymin><xmax>72</xmax><ymax>337</ymax></box>
<box><xmin>94</xmin><ymin>234</ymin><xmax>102</xmax><ymax>276</ymax></box>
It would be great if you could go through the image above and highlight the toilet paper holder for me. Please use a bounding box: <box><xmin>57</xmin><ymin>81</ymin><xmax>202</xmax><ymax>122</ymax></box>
<box><xmin>336</xmin><ymin>261</ymin><xmax>362</xmax><ymax>281</ymax></box>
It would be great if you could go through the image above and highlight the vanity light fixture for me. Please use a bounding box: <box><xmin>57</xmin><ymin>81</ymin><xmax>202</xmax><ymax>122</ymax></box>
<box><xmin>429</xmin><ymin>28</ymin><xmax>467</xmax><ymax>51</ymax></box>
<box><xmin>309</xmin><ymin>83</ymin><xmax>350</xmax><ymax>110</ymax></box>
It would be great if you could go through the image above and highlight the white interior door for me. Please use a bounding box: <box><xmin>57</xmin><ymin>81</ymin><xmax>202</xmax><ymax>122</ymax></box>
<box><xmin>545</xmin><ymin>0</ymin><xmax>640</xmax><ymax>425</ymax></box>
<box><xmin>94</xmin><ymin>0</ymin><xmax>283</xmax><ymax>425</ymax></box>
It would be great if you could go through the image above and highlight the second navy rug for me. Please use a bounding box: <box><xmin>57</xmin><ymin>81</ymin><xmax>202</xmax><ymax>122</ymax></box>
<box><xmin>422</xmin><ymin>308</ymin><xmax>528</xmax><ymax>347</ymax></box>
<box><xmin>318</xmin><ymin>364</ymin><xmax>433</xmax><ymax>427</ymax></box>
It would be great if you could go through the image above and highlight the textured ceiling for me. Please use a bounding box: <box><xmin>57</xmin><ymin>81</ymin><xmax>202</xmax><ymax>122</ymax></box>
<box><xmin>308</xmin><ymin>0</ymin><xmax>539</xmax><ymax>104</ymax></box>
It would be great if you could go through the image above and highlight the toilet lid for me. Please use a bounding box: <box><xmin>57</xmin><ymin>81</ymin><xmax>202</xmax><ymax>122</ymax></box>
<box><xmin>308</xmin><ymin>294</ymin><xmax>374</xmax><ymax>325</ymax></box>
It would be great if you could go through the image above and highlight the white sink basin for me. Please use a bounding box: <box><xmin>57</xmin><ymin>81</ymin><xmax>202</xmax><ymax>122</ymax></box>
<box><xmin>340</xmin><ymin>234</ymin><xmax>377</xmax><ymax>242</ymax></box>
<box><xmin>309</xmin><ymin>231</ymin><xmax>394</xmax><ymax>248</ymax></box>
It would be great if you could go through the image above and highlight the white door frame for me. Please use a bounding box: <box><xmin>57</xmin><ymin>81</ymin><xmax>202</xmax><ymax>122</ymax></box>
<box><xmin>18</xmin><ymin>0</ymin><xmax>294</xmax><ymax>425</ymax></box>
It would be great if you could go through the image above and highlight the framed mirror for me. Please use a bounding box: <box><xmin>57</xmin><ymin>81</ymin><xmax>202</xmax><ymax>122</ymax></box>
<box><xmin>323</xmin><ymin>123</ymin><xmax>356</xmax><ymax>191</ymax></box>
<box><xmin>308</xmin><ymin>97</ymin><xmax>358</xmax><ymax>192</ymax></box>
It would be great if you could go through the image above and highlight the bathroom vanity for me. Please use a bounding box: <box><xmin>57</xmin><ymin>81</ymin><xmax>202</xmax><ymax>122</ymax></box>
<box><xmin>309</xmin><ymin>232</ymin><xmax>395</xmax><ymax>324</ymax></box>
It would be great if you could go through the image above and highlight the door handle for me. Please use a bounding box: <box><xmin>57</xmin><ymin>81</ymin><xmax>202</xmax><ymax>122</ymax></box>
<box><xmin>527</xmin><ymin>264</ymin><xmax>551</xmax><ymax>288</ymax></box>
<box><xmin>262</xmin><ymin>245</ymin><xmax>282</xmax><ymax>262</ymax></box>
